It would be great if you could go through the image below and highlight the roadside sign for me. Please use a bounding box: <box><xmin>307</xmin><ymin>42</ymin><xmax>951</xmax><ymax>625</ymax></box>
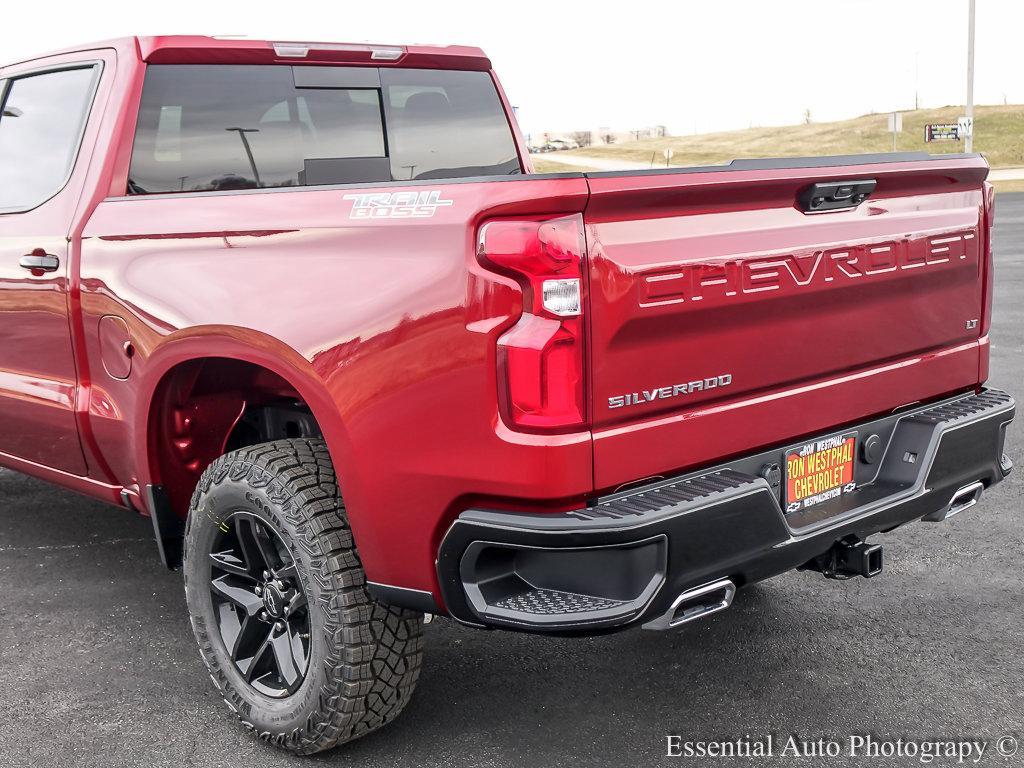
<box><xmin>663</xmin><ymin>149</ymin><xmax>674</xmax><ymax>159</ymax></box>
<box><xmin>888</xmin><ymin>112</ymin><xmax>903</xmax><ymax>151</ymax></box>
<box><xmin>925</xmin><ymin>123</ymin><xmax>960</xmax><ymax>142</ymax></box>
<box><xmin>957</xmin><ymin>116</ymin><xmax>974</xmax><ymax>138</ymax></box>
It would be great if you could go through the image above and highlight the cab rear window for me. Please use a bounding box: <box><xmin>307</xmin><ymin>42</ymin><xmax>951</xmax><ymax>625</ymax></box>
<box><xmin>128</xmin><ymin>65</ymin><xmax>521</xmax><ymax>194</ymax></box>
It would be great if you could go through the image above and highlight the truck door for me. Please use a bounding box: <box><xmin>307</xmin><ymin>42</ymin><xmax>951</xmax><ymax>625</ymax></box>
<box><xmin>0</xmin><ymin>61</ymin><xmax>103</xmax><ymax>474</ymax></box>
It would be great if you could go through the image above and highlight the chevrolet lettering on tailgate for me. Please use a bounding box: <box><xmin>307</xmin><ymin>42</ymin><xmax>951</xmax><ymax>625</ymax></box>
<box><xmin>639</xmin><ymin>232</ymin><xmax>977</xmax><ymax>307</ymax></box>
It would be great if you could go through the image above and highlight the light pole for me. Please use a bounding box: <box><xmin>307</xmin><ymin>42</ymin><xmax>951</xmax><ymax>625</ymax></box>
<box><xmin>914</xmin><ymin>50</ymin><xmax>920</xmax><ymax>111</ymax></box>
<box><xmin>965</xmin><ymin>0</ymin><xmax>976</xmax><ymax>152</ymax></box>
<box><xmin>225</xmin><ymin>127</ymin><xmax>262</xmax><ymax>187</ymax></box>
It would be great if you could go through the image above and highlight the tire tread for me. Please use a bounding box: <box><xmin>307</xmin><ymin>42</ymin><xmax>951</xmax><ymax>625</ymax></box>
<box><xmin>183</xmin><ymin>438</ymin><xmax>423</xmax><ymax>755</ymax></box>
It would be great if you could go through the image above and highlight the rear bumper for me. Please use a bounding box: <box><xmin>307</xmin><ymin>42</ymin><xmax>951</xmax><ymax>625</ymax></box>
<box><xmin>436</xmin><ymin>388</ymin><xmax>1015</xmax><ymax>633</ymax></box>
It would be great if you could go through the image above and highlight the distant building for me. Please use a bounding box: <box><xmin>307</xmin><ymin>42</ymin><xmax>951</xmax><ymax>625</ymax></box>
<box><xmin>527</xmin><ymin>125</ymin><xmax>667</xmax><ymax>149</ymax></box>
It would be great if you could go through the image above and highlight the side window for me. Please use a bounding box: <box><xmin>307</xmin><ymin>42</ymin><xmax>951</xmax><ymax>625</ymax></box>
<box><xmin>0</xmin><ymin>66</ymin><xmax>98</xmax><ymax>212</ymax></box>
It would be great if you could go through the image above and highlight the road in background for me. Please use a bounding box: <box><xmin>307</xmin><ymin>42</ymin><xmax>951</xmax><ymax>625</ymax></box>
<box><xmin>532</xmin><ymin>152</ymin><xmax>645</xmax><ymax>171</ymax></box>
<box><xmin>1</xmin><ymin>196</ymin><xmax>1022</xmax><ymax>768</ymax></box>
<box><xmin>989</xmin><ymin>166</ymin><xmax>1024</xmax><ymax>180</ymax></box>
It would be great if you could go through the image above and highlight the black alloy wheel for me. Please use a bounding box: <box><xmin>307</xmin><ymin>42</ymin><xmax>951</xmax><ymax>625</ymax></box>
<box><xmin>208</xmin><ymin>511</ymin><xmax>310</xmax><ymax>698</ymax></box>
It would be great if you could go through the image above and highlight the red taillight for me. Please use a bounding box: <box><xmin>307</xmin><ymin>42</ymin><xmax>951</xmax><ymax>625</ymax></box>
<box><xmin>478</xmin><ymin>214</ymin><xmax>587</xmax><ymax>431</ymax></box>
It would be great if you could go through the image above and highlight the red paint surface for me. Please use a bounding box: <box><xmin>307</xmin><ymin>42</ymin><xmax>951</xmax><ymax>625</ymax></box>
<box><xmin>584</xmin><ymin>162</ymin><xmax>988</xmax><ymax>488</ymax></box>
<box><xmin>0</xmin><ymin>37</ymin><xmax>994</xmax><ymax>603</ymax></box>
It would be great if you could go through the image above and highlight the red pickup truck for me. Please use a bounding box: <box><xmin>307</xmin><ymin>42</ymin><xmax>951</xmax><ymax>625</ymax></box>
<box><xmin>0</xmin><ymin>36</ymin><xmax>1014</xmax><ymax>754</ymax></box>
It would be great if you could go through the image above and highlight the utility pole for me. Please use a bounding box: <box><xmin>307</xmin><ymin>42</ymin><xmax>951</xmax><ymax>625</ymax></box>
<box><xmin>965</xmin><ymin>0</ymin><xmax>976</xmax><ymax>152</ymax></box>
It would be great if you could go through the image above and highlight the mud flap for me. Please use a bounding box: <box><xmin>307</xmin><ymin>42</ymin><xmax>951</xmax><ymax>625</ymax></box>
<box><xmin>147</xmin><ymin>484</ymin><xmax>184</xmax><ymax>570</ymax></box>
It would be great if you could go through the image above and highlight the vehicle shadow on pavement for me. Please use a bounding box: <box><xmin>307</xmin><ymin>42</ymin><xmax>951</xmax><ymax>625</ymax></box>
<box><xmin>2</xmin><ymin>466</ymin><xmax>1023</xmax><ymax>768</ymax></box>
<box><xmin>338</xmin><ymin>581</ymin><xmax>865</xmax><ymax>764</ymax></box>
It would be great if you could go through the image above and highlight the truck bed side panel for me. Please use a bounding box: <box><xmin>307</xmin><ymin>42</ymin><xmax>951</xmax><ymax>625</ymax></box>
<box><xmin>79</xmin><ymin>177</ymin><xmax>591</xmax><ymax>593</ymax></box>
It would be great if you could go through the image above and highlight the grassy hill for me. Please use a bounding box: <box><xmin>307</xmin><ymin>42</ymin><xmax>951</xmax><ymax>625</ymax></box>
<box><xmin>532</xmin><ymin>104</ymin><xmax>1024</xmax><ymax>189</ymax></box>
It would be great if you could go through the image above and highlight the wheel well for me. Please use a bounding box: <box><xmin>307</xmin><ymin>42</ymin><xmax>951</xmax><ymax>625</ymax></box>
<box><xmin>148</xmin><ymin>358</ymin><xmax>323</xmax><ymax>519</ymax></box>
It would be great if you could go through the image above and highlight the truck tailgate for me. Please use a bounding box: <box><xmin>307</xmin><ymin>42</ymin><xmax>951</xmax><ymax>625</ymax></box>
<box><xmin>583</xmin><ymin>155</ymin><xmax>991</xmax><ymax>490</ymax></box>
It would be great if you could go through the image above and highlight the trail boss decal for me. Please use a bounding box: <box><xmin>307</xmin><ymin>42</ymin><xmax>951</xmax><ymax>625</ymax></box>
<box><xmin>608</xmin><ymin>374</ymin><xmax>732</xmax><ymax>409</ymax></box>
<box><xmin>344</xmin><ymin>190</ymin><xmax>454</xmax><ymax>219</ymax></box>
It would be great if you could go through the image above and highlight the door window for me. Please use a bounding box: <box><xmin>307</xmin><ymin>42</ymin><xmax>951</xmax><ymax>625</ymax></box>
<box><xmin>0</xmin><ymin>66</ymin><xmax>99</xmax><ymax>212</ymax></box>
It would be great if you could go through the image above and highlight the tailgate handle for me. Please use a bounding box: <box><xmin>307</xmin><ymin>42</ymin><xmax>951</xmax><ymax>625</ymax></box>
<box><xmin>798</xmin><ymin>179</ymin><xmax>876</xmax><ymax>213</ymax></box>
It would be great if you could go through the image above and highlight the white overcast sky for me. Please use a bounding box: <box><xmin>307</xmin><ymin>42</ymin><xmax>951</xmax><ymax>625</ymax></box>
<box><xmin>3</xmin><ymin>0</ymin><xmax>1020</xmax><ymax>136</ymax></box>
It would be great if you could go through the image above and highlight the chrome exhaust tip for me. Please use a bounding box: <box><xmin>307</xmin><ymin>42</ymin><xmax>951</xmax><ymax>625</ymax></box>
<box><xmin>642</xmin><ymin>578</ymin><xmax>736</xmax><ymax>631</ymax></box>
<box><xmin>923</xmin><ymin>481</ymin><xmax>984</xmax><ymax>522</ymax></box>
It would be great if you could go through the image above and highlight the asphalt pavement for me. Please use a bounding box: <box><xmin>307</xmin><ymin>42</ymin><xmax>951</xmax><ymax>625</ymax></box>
<box><xmin>1</xmin><ymin>195</ymin><xmax>1022</xmax><ymax>768</ymax></box>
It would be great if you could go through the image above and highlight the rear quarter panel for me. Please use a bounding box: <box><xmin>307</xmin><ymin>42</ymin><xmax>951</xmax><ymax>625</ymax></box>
<box><xmin>79</xmin><ymin>177</ymin><xmax>591</xmax><ymax>592</ymax></box>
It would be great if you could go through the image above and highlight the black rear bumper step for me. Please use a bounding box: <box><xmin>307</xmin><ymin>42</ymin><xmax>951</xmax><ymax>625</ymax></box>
<box><xmin>437</xmin><ymin>388</ymin><xmax>1015</xmax><ymax>633</ymax></box>
<box><xmin>568</xmin><ymin>468</ymin><xmax>757</xmax><ymax>523</ymax></box>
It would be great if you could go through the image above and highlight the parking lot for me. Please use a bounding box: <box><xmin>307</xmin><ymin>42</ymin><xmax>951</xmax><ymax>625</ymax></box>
<box><xmin>1</xmin><ymin>195</ymin><xmax>1021</xmax><ymax>768</ymax></box>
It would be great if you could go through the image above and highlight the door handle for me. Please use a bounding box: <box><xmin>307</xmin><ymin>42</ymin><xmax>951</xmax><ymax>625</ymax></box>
<box><xmin>19</xmin><ymin>253</ymin><xmax>60</xmax><ymax>273</ymax></box>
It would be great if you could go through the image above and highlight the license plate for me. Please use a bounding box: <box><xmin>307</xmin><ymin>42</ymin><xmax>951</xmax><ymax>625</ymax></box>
<box><xmin>784</xmin><ymin>432</ymin><xmax>857</xmax><ymax>514</ymax></box>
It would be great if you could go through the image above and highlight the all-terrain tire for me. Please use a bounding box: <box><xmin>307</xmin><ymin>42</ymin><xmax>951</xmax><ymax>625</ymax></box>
<box><xmin>182</xmin><ymin>438</ymin><xmax>424</xmax><ymax>755</ymax></box>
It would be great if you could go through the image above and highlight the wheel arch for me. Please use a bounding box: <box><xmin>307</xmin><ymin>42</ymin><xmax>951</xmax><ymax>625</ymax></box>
<box><xmin>135</xmin><ymin>328</ymin><xmax>358</xmax><ymax>523</ymax></box>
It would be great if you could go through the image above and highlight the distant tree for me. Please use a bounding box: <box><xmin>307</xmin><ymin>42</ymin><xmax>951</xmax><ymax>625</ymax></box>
<box><xmin>804</xmin><ymin>109</ymin><xmax>812</xmax><ymax>124</ymax></box>
<box><xmin>570</xmin><ymin>131</ymin><xmax>592</xmax><ymax>148</ymax></box>
<box><xmin>602</xmin><ymin>133</ymin><xmax>616</xmax><ymax>144</ymax></box>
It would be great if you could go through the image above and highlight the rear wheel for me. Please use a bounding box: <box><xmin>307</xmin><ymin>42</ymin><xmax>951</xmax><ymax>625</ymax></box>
<box><xmin>183</xmin><ymin>438</ymin><xmax>424</xmax><ymax>754</ymax></box>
